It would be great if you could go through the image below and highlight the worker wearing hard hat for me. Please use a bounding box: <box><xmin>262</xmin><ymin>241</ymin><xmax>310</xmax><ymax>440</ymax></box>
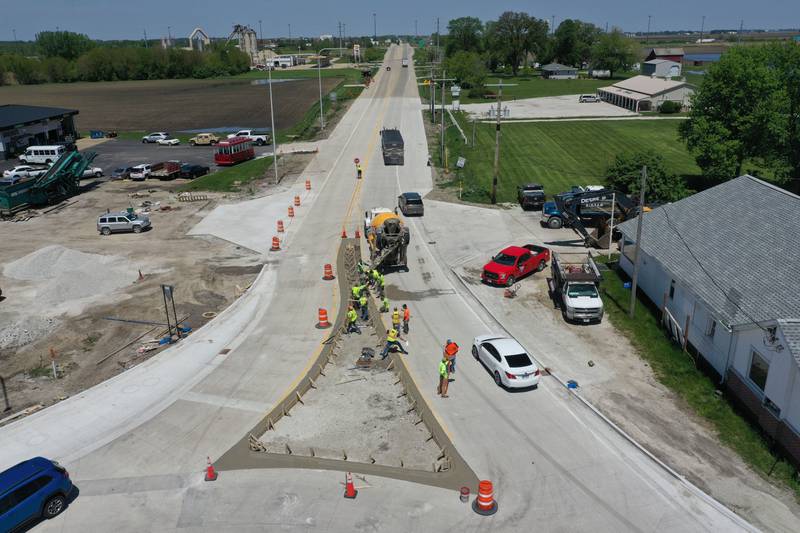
<box><xmin>359</xmin><ymin>294</ymin><xmax>369</xmax><ymax>320</ymax></box>
<box><xmin>391</xmin><ymin>307</ymin><xmax>401</xmax><ymax>330</ymax></box>
<box><xmin>402</xmin><ymin>304</ymin><xmax>411</xmax><ymax>333</ymax></box>
<box><xmin>381</xmin><ymin>328</ymin><xmax>408</xmax><ymax>359</ymax></box>
<box><xmin>444</xmin><ymin>339</ymin><xmax>459</xmax><ymax>378</ymax></box>
<box><xmin>346</xmin><ymin>306</ymin><xmax>359</xmax><ymax>334</ymax></box>
<box><xmin>356</xmin><ymin>163</ymin><xmax>363</xmax><ymax>179</ymax></box>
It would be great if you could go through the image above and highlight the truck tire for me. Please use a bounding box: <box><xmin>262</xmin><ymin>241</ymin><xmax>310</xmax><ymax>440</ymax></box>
<box><xmin>95</xmin><ymin>171</ymin><xmax>102</xmax><ymax>178</ymax></box>
<box><xmin>142</xmin><ymin>139</ymin><xmax>147</xmax><ymax>143</ymax></box>
<box><xmin>190</xmin><ymin>141</ymin><xmax>196</xmax><ymax>146</ymax></box>
<box><xmin>548</xmin><ymin>217</ymin><xmax>563</xmax><ymax>229</ymax></box>
<box><xmin>257</xmin><ymin>139</ymin><xmax>265</xmax><ymax>146</ymax></box>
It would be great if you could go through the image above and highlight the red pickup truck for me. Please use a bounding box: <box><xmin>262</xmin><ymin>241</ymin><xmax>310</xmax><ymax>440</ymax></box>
<box><xmin>481</xmin><ymin>244</ymin><xmax>550</xmax><ymax>286</ymax></box>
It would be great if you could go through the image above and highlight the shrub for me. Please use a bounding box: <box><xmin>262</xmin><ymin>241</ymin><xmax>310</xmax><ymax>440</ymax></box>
<box><xmin>659</xmin><ymin>100</ymin><xmax>682</xmax><ymax>114</ymax></box>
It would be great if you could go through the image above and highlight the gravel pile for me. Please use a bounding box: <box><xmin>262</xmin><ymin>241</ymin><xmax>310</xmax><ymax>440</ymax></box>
<box><xmin>0</xmin><ymin>315</ymin><xmax>60</xmax><ymax>350</ymax></box>
<box><xmin>3</xmin><ymin>245</ymin><xmax>139</xmax><ymax>308</ymax></box>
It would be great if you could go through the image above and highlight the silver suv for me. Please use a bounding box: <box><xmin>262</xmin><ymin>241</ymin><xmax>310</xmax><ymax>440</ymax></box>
<box><xmin>97</xmin><ymin>211</ymin><xmax>151</xmax><ymax>235</ymax></box>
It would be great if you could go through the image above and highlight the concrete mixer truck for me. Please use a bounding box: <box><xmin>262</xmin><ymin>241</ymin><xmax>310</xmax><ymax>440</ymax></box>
<box><xmin>364</xmin><ymin>207</ymin><xmax>410</xmax><ymax>271</ymax></box>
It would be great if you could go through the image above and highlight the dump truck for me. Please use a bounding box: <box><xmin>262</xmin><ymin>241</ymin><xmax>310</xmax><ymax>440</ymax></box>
<box><xmin>0</xmin><ymin>150</ymin><xmax>96</xmax><ymax>217</ymax></box>
<box><xmin>365</xmin><ymin>207</ymin><xmax>410</xmax><ymax>271</ymax></box>
<box><xmin>380</xmin><ymin>128</ymin><xmax>404</xmax><ymax>165</ymax></box>
<box><xmin>150</xmin><ymin>161</ymin><xmax>182</xmax><ymax>180</ymax></box>
<box><xmin>551</xmin><ymin>252</ymin><xmax>604</xmax><ymax>324</ymax></box>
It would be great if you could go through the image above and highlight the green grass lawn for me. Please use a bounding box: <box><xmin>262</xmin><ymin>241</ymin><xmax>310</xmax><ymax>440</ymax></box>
<box><xmin>439</xmin><ymin>113</ymin><xmax>699</xmax><ymax>203</ymax></box>
<box><xmin>177</xmin><ymin>156</ymin><xmax>274</xmax><ymax>192</ymax></box>
<box><xmin>598</xmin><ymin>257</ymin><xmax>800</xmax><ymax>497</ymax></box>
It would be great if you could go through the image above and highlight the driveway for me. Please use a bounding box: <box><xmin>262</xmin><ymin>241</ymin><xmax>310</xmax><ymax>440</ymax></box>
<box><xmin>456</xmin><ymin>94</ymin><xmax>638</xmax><ymax>120</ymax></box>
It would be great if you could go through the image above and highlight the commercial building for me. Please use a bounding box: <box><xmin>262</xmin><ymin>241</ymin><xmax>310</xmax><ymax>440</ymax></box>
<box><xmin>540</xmin><ymin>63</ymin><xmax>578</xmax><ymax>79</ymax></box>
<box><xmin>644</xmin><ymin>47</ymin><xmax>685</xmax><ymax>63</ymax></box>
<box><xmin>642</xmin><ymin>59</ymin><xmax>681</xmax><ymax>78</ymax></box>
<box><xmin>0</xmin><ymin>104</ymin><xmax>79</xmax><ymax>160</ymax></box>
<box><xmin>617</xmin><ymin>176</ymin><xmax>800</xmax><ymax>467</ymax></box>
<box><xmin>597</xmin><ymin>75</ymin><xmax>693</xmax><ymax>111</ymax></box>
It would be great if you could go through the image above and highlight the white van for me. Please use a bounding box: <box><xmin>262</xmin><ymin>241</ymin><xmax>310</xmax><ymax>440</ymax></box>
<box><xmin>19</xmin><ymin>145</ymin><xmax>66</xmax><ymax>164</ymax></box>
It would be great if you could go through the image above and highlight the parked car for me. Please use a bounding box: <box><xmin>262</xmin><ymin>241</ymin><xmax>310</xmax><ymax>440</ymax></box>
<box><xmin>156</xmin><ymin>137</ymin><xmax>180</xmax><ymax>146</ymax></box>
<box><xmin>97</xmin><ymin>211</ymin><xmax>151</xmax><ymax>235</ymax></box>
<box><xmin>0</xmin><ymin>175</ymin><xmax>23</xmax><ymax>186</ymax></box>
<box><xmin>472</xmin><ymin>335</ymin><xmax>541</xmax><ymax>389</ymax></box>
<box><xmin>179</xmin><ymin>164</ymin><xmax>209</xmax><ymax>179</ymax></box>
<box><xmin>141</xmin><ymin>132</ymin><xmax>169</xmax><ymax>143</ymax></box>
<box><xmin>2</xmin><ymin>165</ymin><xmax>49</xmax><ymax>179</ymax></box>
<box><xmin>578</xmin><ymin>95</ymin><xmax>600</xmax><ymax>103</ymax></box>
<box><xmin>129</xmin><ymin>164</ymin><xmax>152</xmax><ymax>181</ymax></box>
<box><xmin>110</xmin><ymin>166</ymin><xmax>134</xmax><ymax>180</ymax></box>
<box><xmin>189</xmin><ymin>133</ymin><xmax>219</xmax><ymax>146</ymax></box>
<box><xmin>0</xmin><ymin>456</ymin><xmax>73</xmax><ymax>529</ymax></box>
<box><xmin>540</xmin><ymin>201</ymin><xmax>565</xmax><ymax>229</ymax></box>
<box><xmin>517</xmin><ymin>183</ymin><xmax>546</xmax><ymax>211</ymax></box>
<box><xmin>482</xmin><ymin>244</ymin><xmax>550</xmax><ymax>287</ymax></box>
<box><xmin>227</xmin><ymin>130</ymin><xmax>271</xmax><ymax>146</ymax></box>
<box><xmin>397</xmin><ymin>192</ymin><xmax>424</xmax><ymax>216</ymax></box>
<box><xmin>81</xmin><ymin>166</ymin><xmax>104</xmax><ymax>179</ymax></box>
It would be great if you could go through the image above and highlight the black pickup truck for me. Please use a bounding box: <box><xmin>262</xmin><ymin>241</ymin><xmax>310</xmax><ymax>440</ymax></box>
<box><xmin>517</xmin><ymin>183</ymin><xmax>546</xmax><ymax>211</ymax></box>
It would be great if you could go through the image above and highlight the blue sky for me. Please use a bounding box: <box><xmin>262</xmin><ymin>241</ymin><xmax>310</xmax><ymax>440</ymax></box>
<box><xmin>1</xmin><ymin>0</ymin><xmax>797</xmax><ymax>41</ymax></box>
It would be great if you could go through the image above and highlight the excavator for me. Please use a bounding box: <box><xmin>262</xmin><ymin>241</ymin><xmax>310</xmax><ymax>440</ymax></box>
<box><xmin>364</xmin><ymin>208</ymin><xmax>410</xmax><ymax>271</ymax></box>
<box><xmin>554</xmin><ymin>188</ymin><xmax>641</xmax><ymax>248</ymax></box>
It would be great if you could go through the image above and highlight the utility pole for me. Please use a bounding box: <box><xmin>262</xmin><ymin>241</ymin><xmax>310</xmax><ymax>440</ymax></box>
<box><xmin>143</xmin><ymin>29</ymin><xmax>149</xmax><ymax>47</ymax></box>
<box><xmin>628</xmin><ymin>166</ymin><xmax>648</xmax><ymax>318</ymax></box>
<box><xmin>373</xmin><ymin>13</ymin><xmax>377</xmax><ymax>40</ymax></box>
<box><xmin>647</xmin><ymin>15</ymin><xmax>651</xmax><ymax>44</ymax></box>
<box><xmin>551</xmin><ymin>15</ymin><xmax>555</xmax><ymax>35</ymax></box>
<box><xmin>436</xmin><ymin>17</ymin><xmax>440</xmax><ymax>62</ymax></box>
<box><xmin>605</xmin><ymin>22</ymin><xmax>608</xmax><ymax>33</ymax></box>
<box><xmin>607</xmin><ymin>192</ymin><xmax>616</xmax><ymax>259</ymax></box>
<box><xmin>699</xmin><ymin>16</ymin><xmax>706</xmax><ymax>43</ymax></box>
<box><xmin>738</xmin><ymin>19</ymin><xmax>744</xmax><ymax>44</ymax></box>
<box><xmin>259</xmin><ymin>20</ymin><xmax>263</xmax><ymax>50</ymax></box>
<box><xmin>415</xmin><ymin>19</ymin><xmax>418</xmax><ymax>39</ymax></box>
<box><xmin>288</xmin><ymin>23</ymin><xmax>291</xmax><ymax>40</ymax></box>
<box><xmin>485</xmin><ymin>81</ymin><xmax>517</xmax><ymax>204</ymax></box>
<box><xmin>432</xmin><ymin>72</ymin><xmax>455</xmax><ymax>168</ymax></box>
<box><xmin>167</xmin><ymin>26</ymin><xmax>172</xmax><ymax>46</ymax></box>
<box><xmin>268</xmin><ymin>60</ymin><xmax>279</xmax><ymax>182</ymax></box>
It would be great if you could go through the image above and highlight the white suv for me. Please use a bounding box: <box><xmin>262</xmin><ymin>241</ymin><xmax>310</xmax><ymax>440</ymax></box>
<box><xmin>130</xmin><ymin>164</ymin><xmax>152</xmax><ymax>180</ymax></box>
<box><xmin>142</xmin><ymin>132</ymin><xmax>168</xmax><ymax>143</ymax></box>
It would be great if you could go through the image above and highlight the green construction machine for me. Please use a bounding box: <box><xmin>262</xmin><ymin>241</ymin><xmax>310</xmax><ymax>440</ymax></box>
<box><xmin>0</xmin><ymin>150</ymin><xmax>96</xmax><ymax>217</ymax></box>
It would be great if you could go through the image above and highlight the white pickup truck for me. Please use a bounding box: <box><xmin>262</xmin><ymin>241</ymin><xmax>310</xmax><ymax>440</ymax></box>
<box><xmin>227</xmin><ymin>130</ymin><xmax>272</xmax><ymax>146</ymax></box>
<box><xmin>551</xmin><ymin>252</ymin><xmax>604</xmax><ymax>323</ymax></box>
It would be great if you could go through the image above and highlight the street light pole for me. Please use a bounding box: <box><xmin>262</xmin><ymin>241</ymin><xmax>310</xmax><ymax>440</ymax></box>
<box><xmin>317</xmin><ymin>47</ymin><xmax>347</xmax><ymax>129</ymax></box>
<box><xmin>628</xmin><ymin>166</ymin><xmax>648</xmax><ymax>318</ymax></box>
<box><xmin>485</xmin><ymin>81</ymin><xmax>516</xmax><ymax>204</ymax></box>
<box><xmin>268</xmin><ymin>63</ymin><xmax>278</xmax><ymax>182</ymax></box>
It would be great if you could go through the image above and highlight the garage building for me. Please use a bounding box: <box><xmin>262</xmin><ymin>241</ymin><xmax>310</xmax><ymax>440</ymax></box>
<box><xmin>541</xmin><ymin>63</ymin><xmax>578</xmax><ymax>79</ymax></box>
<box><xmin>0</xmin><ymin>104</ymin><xmax>79</xmax><ymax>160</ymax></box>
<box><xmin>642</xmin><ymin>59</ymin><xmax>681</xmax><ymax>78</ymax></box>
<box><xmin>597</xmin><ymin>75</ymin><xmax>693</xmax><ymax>112</ymax></box>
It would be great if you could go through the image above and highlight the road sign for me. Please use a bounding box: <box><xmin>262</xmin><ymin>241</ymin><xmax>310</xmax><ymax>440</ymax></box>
<box><xmin>451</xmin><ymin>85</ymin><xmax>461</xmax><ymax>97</ymax></box>
<box><xmin>456</xmin><ymin>157</ymin><xmax>466</xmax><ymax>169</ymax></box>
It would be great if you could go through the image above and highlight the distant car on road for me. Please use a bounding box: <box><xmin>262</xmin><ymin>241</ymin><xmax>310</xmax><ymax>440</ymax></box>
<box><xmin>482</xmin><ymin>244</ymin><xmax>550</xmax><ymax>287</ymax></box>
<box><xmin>130</xmin><ymin>164</ymin><xmax>152</xmax><ymax>181</ymax></box>
<box><xmin>97</xmin><ymin>211</ymin><xmax>151</xmax><ymax>235</ymax></box>
<box><xmin>0</xmin><ymin>456</ymin><xmax>73</xmax><ymax>529</ymax></box>
<box><xmin>472</xmin><ymin>335</ymin><xmax>541</xmax><ymax>389</ymax></box>
<box><xmin>110</xmin><ymin>166</ymin><xmax>134</xmax><ymax>180</ymax></box>
<box><xmin>156</xmin><ymin>137</ymin><xmax>180</xmax><ymax>146</ymax></box>
<box><xmin>180</xmin><ymin>163</ymin><xmax>209</xmax><ymax>179</ymax></box>
<box><xmin>227</xmin><ymin>130</ymin><xmax>271</xmax><ymax>146</ymax></box>
<box><xmin>141</xmin><ymin>132</ymin><xmax>169</xmax><ymax>143</ymax></box>
<box><xmin>397</xmin><ymin>192</ymin><xmax>424</xmax><ymax>216</ymax></box>
<box><xmin>540</xmin><ymin>201</ymin><xmax>565</xmax><ymax>229</ymax></box>
<box><xmin>188</xmin><ymin>133</ymin><xmax>219</xmax><ymax>146</ymax></box>
<box><xmin>578</xmin><ymin>95</ymin><xmax>600</xmax><ymax>103</ymax></box>
<box><xmin>2</xmin><ymin>165</ymin><xmax>48</xmax><ymax>179</ymax></box>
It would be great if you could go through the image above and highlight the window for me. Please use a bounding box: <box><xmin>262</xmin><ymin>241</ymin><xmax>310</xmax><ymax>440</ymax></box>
<box><xmin>482</xmin><ymin>343</ymin><xmax>502</xmax><ymax>362</ymax></box>
<box><xmin>748</xmin><ymin>350</ymin><xmax>769</xmax><ymax>391</ymax></box>
<box><xmin>705</xmin><ymin>318</ymin><xmax>716</xmax><ymax>338</ymax></box>
<box><xmin>0</xmin><ymin>493</ymin><xmax>15</xmax><ymax>515</ymax></box>
<box><xmin>99</xmin><ymin>218</ymin><xmax>107</xmax><ymax>224</ymax></box>
<box><xmin>519</xmin><ymin>253</ymin><xmax>531</xmax><ymax>265</ymax></box>
<box><xmin>13</xmin><ymin>476</ymin><xmax>51</xmax><ymax>502</ymax></box>
<box><xmin>669</xmin><ymin>280</ymin><xmax>675</xmax><ymax>300</ymax></box>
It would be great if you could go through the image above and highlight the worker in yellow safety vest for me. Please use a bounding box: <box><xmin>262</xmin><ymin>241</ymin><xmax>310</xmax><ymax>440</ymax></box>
<box><xmin>359</xmin><ymin>294</ymin><xmax>369</xmax><ymax>320</ymax></box>
<box><xmin>381</xmin><ymin>328</ymin><xmax>408</xmax><ymax>359</ymax></box>
<box><xmin>391</xmin><ymin>307</ymin><xmax>401</xmax><ymax>329</ymax></box>
<box><xmin>346</xmin><ymin>306</ymin><xmax>359</xmax><ymax>334</ymax></box>
<box><xmin>381</xmin><ymin>296</ymin><xmax>390</xmax><ymax>313</ymax></box>
<box><xmin>437</xmin><ymin>357</ymin><xmax>450</xmax><ymax>397</ymax></box>
<box><xmin>356</xmin><ymin>164</ymin><xmax>363</xmax><ymax>179</ymax></box>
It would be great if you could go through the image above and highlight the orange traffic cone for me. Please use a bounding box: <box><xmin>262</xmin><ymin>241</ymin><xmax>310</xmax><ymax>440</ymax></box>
<box><xmin>344</xmin><ymin>472</ymin><xmax>357</xmax><ymax>499</ymax></box>
<box><xmin>322</xmin><ymin>264</ymin><xmax>335</xmax><ymax>280</ymax></box>
<box><xmin>270</xmin><ymin>236</ymin><xmax>281</xmax><ymax>252</ymax></box>
<box><xmin>277</xmin><ymin>220</ymin><xmax>285</xmax><ymax>233</ymax></box>
<box><xmin>472</xmin><ymin>480</ymin><xmax>498</xmax><ymax>515</ymax></box>
<box><xmin>205</xmin><ymin>457</ymin><xmax>218</xmax><ymax>481</ymax></box>
<box><xmin>316</xmin><ymin>308</ymin><xmax>331</xmax><ymax>329</ymax></box>
<box><xmin>341</xmin><ymin>228</ymin><xmax>347</xmax><ymax>239</ymax></box>
<box><xmin>305</xmin><ymin>179</ymin><xmax>311</xmax><ymax>190</ymax></box>
<box><xmin>288</xmin><ymin>206</ymin><xmax>295</xmax><ymax>218</ymax></box>
<box><xmin>294</xmin><ymin>195</ymin><xmax>301</xmax><ymax>207</ymax></box>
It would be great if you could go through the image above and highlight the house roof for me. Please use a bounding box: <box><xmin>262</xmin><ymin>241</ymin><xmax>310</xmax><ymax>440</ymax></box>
<box><xmin>649</xmin><ymin>47</ymin><xmax>685</xmax><ymax>56</ymax></box>
<box><xmin>541</xmin><ymin>63</ymin><xmax>576</xmax><ymax>71</ymax></box>
<box><xmin>779</xmin><ymin>320</ymin><xmax>800</xmax><ymax>366</ymax></box>
<box><xmin>609</xmin><ymin>75</ymin><xmax>690</xmax><ymax>96</ymax></box>
<box><xmin>597</xmin><ymin>86</ymin><xmax>650</xmax><ymax>101</ymax></box>
<box><xmin>0</xmin><ymin>104</ymin><xmax>78</xmax><ymax>131</ymax></box>
<box><xmin>644</xmin><ymin>59</ymin><xmax>680</xmax><ymax>66</ymax></box>
<box><xmin>617</xmin><ymin>176</ymin><xmax>800</xmax><ymax>328</ymax></box>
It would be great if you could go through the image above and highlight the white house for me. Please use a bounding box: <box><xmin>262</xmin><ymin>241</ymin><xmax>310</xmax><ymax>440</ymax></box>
<box><xmin>641</xmin><ymin>59</ymin><xmax>681</xmax><ymax>78</ymax></box>
<box><xmin>616</xmin><ymin>176</ymin><xmax>800</xmax><ymax>465</ymax></box>
<box><xmin>597</xmin><ymin>75</ymin><xmax>693</xmax><ymax>111</ymax></box>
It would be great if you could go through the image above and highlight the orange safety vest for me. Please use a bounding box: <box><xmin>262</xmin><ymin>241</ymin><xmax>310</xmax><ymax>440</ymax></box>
<box><xmin>403</xmin><ymin>308</ymin><xmax>410</xmax><ymax>321</ymax></box>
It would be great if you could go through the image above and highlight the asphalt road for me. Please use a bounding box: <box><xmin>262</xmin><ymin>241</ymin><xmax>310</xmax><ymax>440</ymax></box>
<box><xmin>0</xmin><ymin>45</ymin><xmax>755</xmax><ymax>532</ymax></box>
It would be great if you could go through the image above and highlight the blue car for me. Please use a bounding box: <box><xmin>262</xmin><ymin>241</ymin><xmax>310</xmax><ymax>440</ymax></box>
<box><xmin>0</xmin><ymin>457</ymin><xmax>73</xmax><ymax>529</ymax></box>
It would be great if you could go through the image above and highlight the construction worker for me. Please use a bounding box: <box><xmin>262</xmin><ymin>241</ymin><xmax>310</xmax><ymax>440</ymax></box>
<box><xmin>444</xmin><ymin>339</ymin><xmax>459</xmax><ymax>378</ymax></box>
<box><xmin>391</xmin><ymin>307</ymin><xmax>401</xmax><ymax>330</ymax></box>
<box><xmin>371</xmin><ymin>268</ymin><xmax>380</xmax><ymax>289</ymax></box>
<box><xmin>356</xmin><ymin>163</ymin><xmax>363</xmax><ymax>179</ymax></box>
<box><xmin>402</xmin><ymin>304</ymin><xmax>410</xmax><ymax>333</ymax></box>
<box><xmin>359</xmin><ymin>294</ymin><xmax>369</xmax><ymax>321</ymax></box>
<box><xmin>351</xmin><ymin>284</ymin><xmax>361</xmax><ymax>303</ymax></box>
<box><xmin>346</xmin><ymin>306</ymin><xmax>359</xmax><ymax>334</ymax></box>
<box><xmin>381</xmin><ymin>296</ymin><xmax>390</xmax><ymax>313</ymax></box>
<box><xmin>381</xmin><ymin>328</ymin><xmax>408</xmax><ymax>359</ymax></box>
<box><xmin>437</xmin><ymin>356</ymin><xmax>449</xmax><ymax>398</ymax></box>
<box><xmin>378</xmin><ymin>273</ymin><xmax>386</xmax><ymax>297</ymax></box>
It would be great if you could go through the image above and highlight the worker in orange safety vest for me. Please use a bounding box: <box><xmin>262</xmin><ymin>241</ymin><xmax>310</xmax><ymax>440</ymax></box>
<box><xmin>444</xmin><ymin>339</ymin><xmax>459</xmax><ymax>378</ymax></box>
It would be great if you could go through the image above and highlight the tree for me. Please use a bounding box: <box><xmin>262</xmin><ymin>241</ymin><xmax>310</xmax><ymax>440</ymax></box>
<box><xmin>605</xmin><ymin>151</ymin><xmax>691</xmax><ymax>203</ymax></box>
<box><xmin>553</xmin><ymin>20</ymin><xmax>600</xmax><ymax>66</ymax></box>
<box><xmin>679</xmin><ymin>45</ymin><xmax>786</xmax><ymax>183</ymax></box>
<box><xmin>444</xmin><ymin>51</ymin><xmax>487</xmax><ymax>88</ymax></box>
<box><xmin>36</xmin><ymin>31</ymin><xmax>94</xmax><ymax>61</ymax></box>
<box><xmin>488</xmin><ymin>12</ymin><xmax>549</xmax><ymax>76</ymax></box>
<box><xmin>446</xmin><ymin>17</ymin><xmax>483</xmax><ymax>56</ymax></box>
<box><xmin>590</xmin><ymin>28</ymin><xmax>637</xmax><ymax>78</ymax></box>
